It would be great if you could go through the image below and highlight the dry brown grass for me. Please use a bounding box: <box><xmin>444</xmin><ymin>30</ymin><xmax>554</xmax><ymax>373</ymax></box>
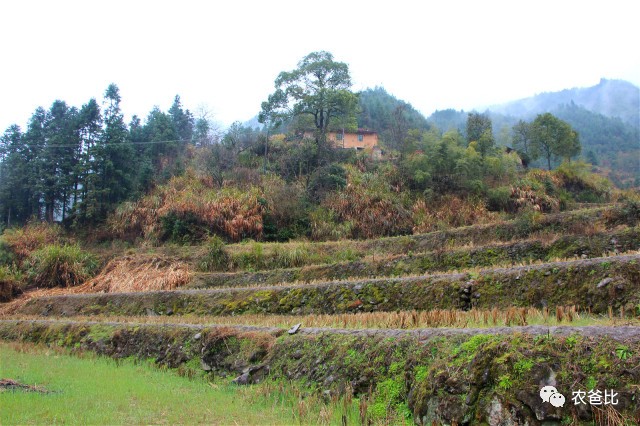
<box><xmin>1</xmin><ymin>222</ymin><xmax>62</xmax><ymax>264</ymax></box>
<box><xmin>80</xmin><ymin>254</ymin><xmax>191</xmax><ymax>293</ymax></box>
<box><xmin>11</xmin><ymin>305</ymin><xmax>634</xmax><ymax>329</ymax></box>
<box><xmin>108</xmin><ymin>171</ymin><xmax>264</xmax><ymax>242</ymax></box>
<box><xmin>509</xmin><ymin>185</ymin><xmax>560</xmax><ymax>213</ymax></box>
<box><xmin>412</xmin><ymin>195</ymin><xmax>497</xmax><ymax>234</ymax></box>
<box><xmin>0</xmin><ymin>255</ymin><xmax>189</xmax><ymax>315</ymax></box>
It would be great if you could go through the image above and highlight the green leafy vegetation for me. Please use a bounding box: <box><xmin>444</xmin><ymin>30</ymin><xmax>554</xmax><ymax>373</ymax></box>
<box><xmin>26</xmin><ymin>244</ymin><xmax>98</xmax><ymax>288</ymax></box>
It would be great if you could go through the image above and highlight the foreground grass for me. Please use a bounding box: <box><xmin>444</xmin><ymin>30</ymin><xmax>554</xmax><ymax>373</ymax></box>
<box><xmin>0</xmin><ymin>342</ymin><xmax>375</xmax><ymax>425</ymax></box>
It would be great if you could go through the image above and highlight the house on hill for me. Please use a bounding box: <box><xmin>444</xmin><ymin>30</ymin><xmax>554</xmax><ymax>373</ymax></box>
<box><xmin>302</xmin><ymin>129</ymin><xmax>379</xmax><ymax>151</ymax></box>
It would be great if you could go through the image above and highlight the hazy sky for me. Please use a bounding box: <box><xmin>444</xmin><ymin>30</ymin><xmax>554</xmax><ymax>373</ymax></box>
<box><xmin>1</xmin><ymin>0</ymin><xmax>638</xmax><ymax>131</ymax></box>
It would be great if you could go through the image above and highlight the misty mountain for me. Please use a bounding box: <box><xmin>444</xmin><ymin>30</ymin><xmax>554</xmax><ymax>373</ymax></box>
<box><xmin>242</xmin><ymin>115</ymin><xmax>263</xmax><ymax>130</ymax></box>
<box><xmin>424</xmin><ymin>97</ymin><xmax>639</xmax><ymax>187</ymax></box>
<box><xmin>489</xmin><ymin>79</ymin><xmax>639</xmax><ymax>127</ymax></box>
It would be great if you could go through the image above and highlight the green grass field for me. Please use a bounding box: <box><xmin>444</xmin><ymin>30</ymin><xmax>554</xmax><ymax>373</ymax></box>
<box><xmin>0</xmin><ymin>342</ymin><xmax>371</xmax><ymax>425</ymax></box>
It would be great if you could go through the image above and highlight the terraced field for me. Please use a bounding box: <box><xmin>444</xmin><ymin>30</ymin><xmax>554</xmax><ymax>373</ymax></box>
<box><xmin>2</xmin><ymin>205</ymin><xmax>640</xmax><ymax>424</ymax></box>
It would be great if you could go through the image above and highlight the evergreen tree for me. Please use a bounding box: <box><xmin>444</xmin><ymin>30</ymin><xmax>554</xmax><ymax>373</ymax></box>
<box><xmin>0</xmin><ymin>125</ymin><xmax>27</xmax><ymax>225</ymax></box>
<box><xmin>41</xmin><ymin>101</ymin><xmax>79</xmax><ymax>222</ymax></box>
<box><xmin>168</xmin><ymin>95</ymin><xmax>194</xmax><ymax>144</ymax></box>
<box><xmin>23</xmin><ymin>107</ymin><xmax>48</xmax><ymax>220</ymax></box>
<box><xmin>99</xmin><ymin>84</ymin><xmax>135</xmax><ymax>217</ymax></box>
<box><xmin>75</xmin><ymin>99</ymin><xmax>103</xmax><ymax>222</ymax></box>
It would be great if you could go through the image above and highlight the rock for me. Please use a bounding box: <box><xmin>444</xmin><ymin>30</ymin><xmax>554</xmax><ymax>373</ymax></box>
<box><xmin>323</xmin><ymin>375</ymin><xmax>335</xmax><ymax>386</ymax></box>
<box><xmin>288</xmin><ymin>323</ymin><xmax>302</xmax><ymax>335</ymax></box>
<box><xmin>232</xmin><ymin>372</ymin><xmax>250</xmax><ymax>385</ymax></box>
<box><xmin>200</xmin><ymin>359</ymin><xmax>212</xmax><ymax>371</ymax></box>
<box><xmin>516</xmin><ymin>367</ymin><xmax>563</xmax><ymax>421</ymax></box>
<box><xmin>486</xmin><ymin>397</ymin><xmax>517</xmax><ymax>426</ymax></box>
<box><xmin>166</xmin><ymin>308</ymin><xmax>173</xmax><ymax>315</ymax></box>
<box><xmin>232</xmin><ymin>365</ymin><xmax>268</xmax><ymax>385</ymax></box>
<box><xmin>291</xmin><ymin>350</ymin><xmax>303</xmax><ymax>360</ymax></box>
<box><xmin>193</xmin><ymin>332</ymin><xmax>202</xmax><ymax>340</ymax></box>
<box><xmin>517</xmin><ymin>389</ymin><xmax>563</xmax><ymax>421</ymax></box>
<box><xmin>249</xmin><ymin>348</ymin><xmax>267</xmax><ymax>363</ymax></box>
<box><xmin>597</xmin><ymin>277</ymin><xmax>614</xmax><ymax>288</ymax></box>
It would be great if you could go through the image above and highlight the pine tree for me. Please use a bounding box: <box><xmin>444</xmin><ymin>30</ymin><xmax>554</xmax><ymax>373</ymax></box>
<box><xmin>97</xmin><ymin>84</ymin><xmax>135</xmax><ymax>218</ymax></box>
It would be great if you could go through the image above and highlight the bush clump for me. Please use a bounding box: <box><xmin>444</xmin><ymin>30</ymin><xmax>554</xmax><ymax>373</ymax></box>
<box><xmin>26</xmin><ymin>244</ymin><xmax>98</xmax><ymax>288</ymax></box>
<box><xmin>604</xmin><ymin>194</ymin><xmax>640</xmax><ymax>227</ymax></box>
<box><xmin>198</xmin><ymin>236</ymin><xmax>230</xmax><ymax>272</ymax></box>
<box><xmin>318</xmin><ymin>166</ymin><xmax>412</xmax><ymax>240</ymax></box>
<box><xmin>1</xmin><ymin>222</ymin><xmax>62</xmax><ymax>264</ymax></box>
<box><xmin>0</xmin><ymin>266</ymin><xmax>24</xmax><ymax>302</ymax></box>
<box><xmin>412</xmin><ymin>195</ymin><xmax>496</xmax><ymax>234</ymax></box>
<box><xmin>108</xmin><ymin>171</ymin><xmax>264</xmax><ymax>243</ymax></box>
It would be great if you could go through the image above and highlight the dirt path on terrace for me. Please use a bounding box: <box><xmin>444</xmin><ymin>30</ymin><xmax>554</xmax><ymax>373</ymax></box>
<box><xmin>2</xmin><ymin>319</ymin><xmax>640</xmax><ymax>342</ymax></box>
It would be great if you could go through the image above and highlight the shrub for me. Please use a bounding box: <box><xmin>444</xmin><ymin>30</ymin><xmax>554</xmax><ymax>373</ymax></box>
<box><xmin>160</xmin><ymin>211</ymin><xmax>208</xmax><ymax>244</ymax></box>
<box><xmin>555</xmin><ymin>161</ymin><xmax>612</xmax><ymax>202</ymax></box>
<box><xmin>26</xmin><ymin>244</ymin><xmax>98</xmax><ymax>288</ymax></box>
<box><xmin>604</xmin><ymin>195</ymin><xmax>640</xmax><ymax>227</ymax></box>
<box><xmin>309</xmin><ymin>207</ymin><xmax>354</xmax><ymax>241</ymax></box>
<box><xmin>1</xmin><ymin>222</ymin><xmax>62</xmax><ymax>264</ymax></box>
<box><xmin>0</xmin><ymin>240</ymin><xmax>15</xmax><ymax>267</ymax></box>
<box><xmin>198</xmin><ymin>236</ymin><xmax>229</xmax><ymax>272</ymax></box>
<box><xmin>307</xmin><ymin>164</ymin><xmax>347</xmax><ymax>201</ymax></box>
<box><xmin>0</xmin><ymin>266</ymin><xmax>23</xmax><ymax>302</ymax></box>
<box><xmin>412</xmin><ymin>195</ymin><xmax>495</xmax><ymax>233</ymax></box>
<box><xmin>261</xmin><ymin>176</ymin><xmax>310</xmax><ymax>241</ymax></box>
<box><xmin>108</xmin><ymin>171</ymin><xmax>264</xmax><ymax>243</ymax></box>
<box><xmin>509</xmin><ymin>184</ymin><xmax>560</xmax><ymax>213</ymax></box>
<box><xmin>486</xmin><ymin>187</ymin><xmax>512</xmax><ymax>212</ymax></box>
<box><xmin>321</xmin><ymin>166</ymin><xmax>412</xmax><ymax>239</ymax></box>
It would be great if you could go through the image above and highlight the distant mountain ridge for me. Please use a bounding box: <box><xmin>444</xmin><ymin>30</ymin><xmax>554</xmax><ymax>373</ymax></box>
<box><xmin>488</xmin><ymin>79</ymin><xmax>639</xmax><ymax>127</ymax></box>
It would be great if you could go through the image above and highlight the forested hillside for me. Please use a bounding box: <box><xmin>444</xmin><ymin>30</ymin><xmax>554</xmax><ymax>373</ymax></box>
<box><xmin>406</xmin><ymin>79</ymin><xmax>640</xmax><ymax>187</ymax></box>
<box><xmin>1</xmin><ymin>53</ymin><xmax>637</xmax><ymax>237</ymax></box>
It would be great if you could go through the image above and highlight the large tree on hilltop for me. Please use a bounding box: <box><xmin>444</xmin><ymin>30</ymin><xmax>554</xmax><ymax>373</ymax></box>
<box><xmin>259</xmin><ymin>51</ymin><xmax>359</xmax><ymax>145</ymax></box>
<box><xmin>531</xmin><ymin>113</ymin><xmax>581</xmax><ymax>170</ymax></box>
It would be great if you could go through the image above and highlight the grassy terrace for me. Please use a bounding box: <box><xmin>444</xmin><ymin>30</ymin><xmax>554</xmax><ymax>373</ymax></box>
<box><xmin>142</xmin><ymin>206</ymin><xmax>617</xmax><ymax>272</ymax></box>
<box><xmin>14</xmin><ymin>253</ymin><xmax>640</xmax><ymax>317</ymax></box>
<box><xmin>189</xmin><ymin>226</ymin><xmax>640</xmax><ymax>288</ymax></box>
<box><xmin>3</xmin><ymin>204</ymin><xmax>640</xmax><ymax>424</ymax></box>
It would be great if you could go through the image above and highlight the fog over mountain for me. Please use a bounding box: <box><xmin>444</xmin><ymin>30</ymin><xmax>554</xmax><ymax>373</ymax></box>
<box><xmin>487</xmin><ymin>79</ymin><xmax>639</xmax><ymax>128</ymax></box>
